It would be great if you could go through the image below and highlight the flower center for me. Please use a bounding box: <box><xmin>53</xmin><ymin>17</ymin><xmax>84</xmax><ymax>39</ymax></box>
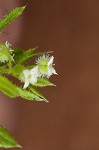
<box><xmin>28</xmin><ymin>74</ymin><xmax>32</xmax><ymax>79</ymax></box>
<box><xmin>38</xmin><ymin>58</ymin><xmax>48</xmax><ymax>73</ymax></box>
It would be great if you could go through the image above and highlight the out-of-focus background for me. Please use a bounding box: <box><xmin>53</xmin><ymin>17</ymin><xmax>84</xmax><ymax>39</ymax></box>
<box><xmin>1</xmin><ymin>0</ymin><xmax>99</xmax><ymax>150</ymax></box>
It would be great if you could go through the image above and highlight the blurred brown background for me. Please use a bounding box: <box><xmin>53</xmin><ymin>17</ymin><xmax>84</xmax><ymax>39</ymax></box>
<box><xmin>1</xmin><ymin>0</ymin><xmax>99</xmax><ymax>150</ymax></box>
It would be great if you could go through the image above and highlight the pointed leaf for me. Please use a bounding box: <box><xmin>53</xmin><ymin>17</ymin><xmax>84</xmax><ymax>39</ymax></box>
<box><xmin>34</xmin><ymin>78</ymin><xmax>55</xmax><ymax>87</ymax></box>
<box><xmin>14</xmin><ymin>48</ymin><xmax>37</xmax><ymax>63</ymax></box>
<box><xmin>0</xmin><ymin>126</ymin><xmax>21</xmax><ymax>148</ymax></box>
<box><xmin>15</xmin><ymin>50</ymin><xmax>48</xmax><ymax>64</ymax></box>
<box><xmin>0</xmin><ymin>75</ymin><xmax>19</xmax><ymax>98</ymax></box>
<box><xmin>0</xmin><ymin>6</ymin><xmax>26</xmax><ymax>31</ymax></box>
<box><xmin>17</xmin><ymin>87</ymin><xmax>46</xmax><ymax>101</ymax></box>
<box><xmin>18</xmin><ymin>52</ymin><xmax>47</xmax><ymax>64</ymax></box>
<box><xmin>29</xmin><ymin>86</ymin><xmax>48</xmax><ymax>102</ymax></box>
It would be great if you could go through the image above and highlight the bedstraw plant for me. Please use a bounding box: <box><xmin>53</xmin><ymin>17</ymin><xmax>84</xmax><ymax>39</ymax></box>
<box><xmin>0</xmin><ymin>6</ymin><xmax>57</xmax><ymax>148</ymax></box>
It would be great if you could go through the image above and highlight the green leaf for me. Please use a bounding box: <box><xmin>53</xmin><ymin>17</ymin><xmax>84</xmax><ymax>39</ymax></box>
<box><xmin>0</xmin><ymin>75</ymin><xmax>19</xmax><ymax>98</ymax></box>
<box><xmin>0</xmin><ymin>75</ymin><xmax>48</xmax><ymax>101</ymax></box>
<box><xmin>17</xmin><ymin>87</ymin><xmax>46</xmax><ymax>102</ymax></box>
<box><xmin>20</xmin><ymin>51</ymin><xmax>48</xmax><ymax>64</ymax></box>
<box><xmin>13</xmin><ymin>48</ymin><xmax>23</xmax><ymax>55</ymax></box>
<box><xmin>29</xmin><ymin>86</ymin><xmax>48</xmax><ymax>102</ymax></box>
<box><xmin>14</xmin><ymin>47</ymin><xmax>52</xmax><ymax>64</ymax></box>
<box><xmin>23</xmin><ymin>48</ymin><xmax>37</xmax><ymax>55</ymax></box>
<box><xmin>0</xmin><ymin>6</ymin><xmax>26</xmax><ymax>31</ymax></box>
<box><xmin>14</xmin><ymin>48</ymin><xmax>49</xmax><ymax>64</ymax></box>
<box><xmin>0</xmin><ymin>126</ymin><xmax>21</xmax><ymax>148</ymax></box>
<box><xmin>34</xmin><ymin>78</ymin><xmax>55</xmax><ymax>87</ymax></box>
<box><xmin>13</xmin><ymin>48</ymin><xmax>24</xmax><ymax>62</ymax></box>
<box><xmin>14</xmin><ymin>48</ymin><xmax>37</xmax><ymax>63</ymax></box>
<box><xmin>11</xmin><ymin>64</ymin><xmax>25</xmax><ymax>77</ymax></box>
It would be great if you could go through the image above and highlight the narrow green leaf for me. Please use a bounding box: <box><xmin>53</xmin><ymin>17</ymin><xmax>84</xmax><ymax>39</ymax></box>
<box><xmin>0</xmin><ymin>6</ymin><xmax>26</xmax><ymax>31</ymax></box>
<box><xmin>0</xmin><ymin>75</ymin><xmax>19</xmax><ymax>98</ymax></box>
<box><xmin>14</xmin><ymin>49</ymin><xmax>50</xmax><ymax>64</ymax></box>
<box><xmin>34</xmin><ymin>78</ymin><xmax>55</xmax><ymax>87</ymax></box>
<box><xmin>23</xmin><ymin>48</ymin><xmax>37</xmax><ymax>55</ymax></box>
<box><xmin>17</xmin><ymin>87</ymin><xmax>45</xmax><ymax>101</ymax></box>
<box><xmin>0</xmin><ymin>126</ymin><xmax>21</xmax><ymax>148</ymax></box>
<box><xmin>0</xmin><ymin>75</ymin><xmax>48</xmax><ymax>101</ymax></box>
<box><xmin>18</xmin><ymin>52</ymin><xmax>47</xmax><ymax>64</ymax></box>
<box><xmin>29</xmin><ymin>86</ymin><xmax>48</xmax><ymax>102</ymax></box>
<box><xmin>14</xmin><ymin>48</ymin><xmax>38</xmax><ymax>63</ymax></box>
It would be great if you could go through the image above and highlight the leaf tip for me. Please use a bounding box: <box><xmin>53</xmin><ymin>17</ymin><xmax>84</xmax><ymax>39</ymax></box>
<box><xmin>49</xmin><ymin>83</ymin><xmax>56</xmax><ymax>87</ymax></box>
<box><xmin>21</xmin><ymin>5</ymin><xmax>26</xmax><ymax>12</ymax></box>
<box><xmin>16</xmin><ymin>144</ymin><xmax>22</xmax><ymax>148</ymax></box>
<box><xmin>44</xmin><ymin>99</ymin><xmax>49</xmax><ymax>103</ymax></box>
<box><xmin>22</xmin><ymin>5</ymin><xmax>27</xmax><ymax>9</ymax></box>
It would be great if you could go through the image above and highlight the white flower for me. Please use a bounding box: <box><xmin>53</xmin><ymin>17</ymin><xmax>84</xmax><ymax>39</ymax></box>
<box><xmin>36</xmin><ymin>55</ymin><xmax>57</xmax><ymax>78</ymax></box>
<box><xmin>23</xmin><ymin>66</ymin><xmax>39</xmax><ymax>89</ymax></box>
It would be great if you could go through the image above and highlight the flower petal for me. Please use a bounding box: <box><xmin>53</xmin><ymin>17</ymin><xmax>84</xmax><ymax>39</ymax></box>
<box><xmin>23</xmin><ymin>79</ymin><xmax>29</xmax><ymax>89</ymax></box>
<box><xmin>29</xmin><ymin>76</ymin><xmax>38</xmax><ymax>84</ymax></box>
<box><xmin>23</xmin><ymin>70</ymin><xmax>30</xmax><ymax>78</ymax></box>
<box><xmin>51</xmin><ymin>67</ymin><xmax>58</xmax><ymax>75</ymax></box>
<box><xmin>48</xmin><ymin>56</ymin><xmax>54</xmax><ymax>66</ymax></box>
<box><xmin>30</xmin><ymin>66</ymin><xmax>40</xmax><ymax>77</ymax></box>
<box><xmin>47</xmin><ymin>66</ymin><xmax>52</xmax><ymax>78</ymax></box>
